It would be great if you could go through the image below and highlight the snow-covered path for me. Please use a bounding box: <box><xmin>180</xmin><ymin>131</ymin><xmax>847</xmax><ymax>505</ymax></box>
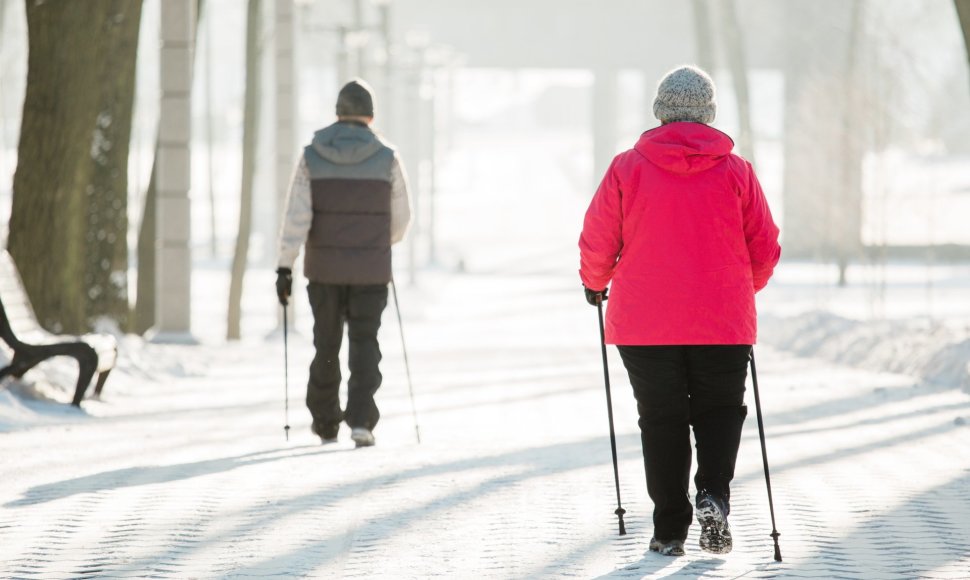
<box><xmin>2</xmin><ymin>269</ymin><xmax>969</xmax><ymax>579</ymax></box>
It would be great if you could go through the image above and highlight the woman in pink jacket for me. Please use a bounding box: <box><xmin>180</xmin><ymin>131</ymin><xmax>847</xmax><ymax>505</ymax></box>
<box><xmin>579</xmin><ymin>66</ymin><xmax>781</xmax><ymax>557</ymax></box>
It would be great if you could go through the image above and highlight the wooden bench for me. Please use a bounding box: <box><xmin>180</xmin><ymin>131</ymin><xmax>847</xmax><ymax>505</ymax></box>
<box><xmin>0</xmin><ymin>250</ymin><xmax>117</xmax><ymax>407</ymax></box>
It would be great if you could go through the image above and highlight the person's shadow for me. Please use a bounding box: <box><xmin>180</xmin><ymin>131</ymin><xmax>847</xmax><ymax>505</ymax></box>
<box><xmin>593</xmin><ymin>553</ymin><xmax>728</xmax><ymax>579</ymax></box>
<box><xmin>4</xmin><ymin>445</ymin><xmax>347</xmax><ymax>508</ymax></box>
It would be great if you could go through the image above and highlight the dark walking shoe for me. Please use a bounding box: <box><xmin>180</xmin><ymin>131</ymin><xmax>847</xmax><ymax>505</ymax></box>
<box><xmin>649</xmin><ymin>537</ymin><xmax>685</xmax><ymax>557</ymax></box>
<box><xmin>351</xmin><ymin>427</ymin><xmax>375</xmax><ymax>448</ymax></box>
<box><xmin>696</xmin><ymin>493</ymin><xmax>732</xmax><ymax>554</ymax></box>
<box><xmin>312</xmin><ymin>422</ymin><xmax>339</xmax><ymax>444</ymax></box>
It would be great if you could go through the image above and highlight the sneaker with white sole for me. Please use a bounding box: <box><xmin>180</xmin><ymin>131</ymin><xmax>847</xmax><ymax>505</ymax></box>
<box><xmin>696</xmin><ymin>492</ymin><xmax>732</xmax><ymax>554</ymax></box>
<box><xmin>350</xmin><ymin>427</ymin><xmax>375</xmax><ymax>448</ymax></box>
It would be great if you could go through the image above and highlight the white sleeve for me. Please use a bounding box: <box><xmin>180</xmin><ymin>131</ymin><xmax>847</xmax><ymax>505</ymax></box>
<box><xmin>277</xmin><ymin>157</ymin><xmax>313</xmax><ymax>269</ymax></box>
<box><xmin>390</xmin><ymin>153</ymin><xmax>413</xmax><ymax>245</ymax></box>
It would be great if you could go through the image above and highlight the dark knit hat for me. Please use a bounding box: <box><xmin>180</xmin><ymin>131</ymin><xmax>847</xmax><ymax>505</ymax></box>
<box><xmin>653</xmin><ymin>66</ymin><xmax>717</xmax><ymax>124</ymax></box>
<box><xmin>336</xmin><ymin>79</ymin><xmax>375</xmax><ymax>117</ymax></box>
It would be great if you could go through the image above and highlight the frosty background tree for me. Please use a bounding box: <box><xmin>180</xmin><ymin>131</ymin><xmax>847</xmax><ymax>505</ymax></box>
<box><xmin>226</xmin><ymin>0</ymin><xmax>261</xmax><ymax>341</ymax></box>
<box><xmin>957</xmin><ymin>1</ymin><xmax>970</xmax><ymax>82</ymax></box>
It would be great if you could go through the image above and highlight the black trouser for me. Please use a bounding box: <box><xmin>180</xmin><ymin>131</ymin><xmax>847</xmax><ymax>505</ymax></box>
<box><xmin>617</xmin><ymin>345</ymin><xmax>750</xmax><ymax>542</ymax></box>
<box><xmin>306</xmin><ymin>283</ymin><xmax>388</xmax><ymax>433</ymax></box>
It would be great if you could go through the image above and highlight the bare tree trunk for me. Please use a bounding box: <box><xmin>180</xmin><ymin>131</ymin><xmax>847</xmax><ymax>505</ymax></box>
<box><xmin>690</xmin><ymin>0</ymin><xmax>715</xmax><ymax>73</ymax></box>
<box><xmin>836</xmin><ymin>0</ymin><xmax>865</xmax><ymax>287</ymax></box>
<box><xmin>205</xmin><ymin>0</ymin><xmax>218</xmax><ymax>258</ymax></box>
<box><xmin>721</xmin><ymin>0</ymin><xmax>756</xmax><ymax>165</ymax></box>
<box><xmin>354</xmin><ymin>0</ymin><xmax>367</xmax><ymax>78</ymax></box>
<box><xmin>957</xmin><ymin>1</ymin><xmax>970</xmax><ymax>76</ymax></box>
<box><xmin>133</xmin><ymin>0</ymin><xmax>204</xmax><ymax>335</ymax></box>
<box><xmin>0</xmin><ymin>1</ymin><xmax>7</xmax><ymax>188</ymax></box>
<box><xmin>9</xmin><ymin>0</ymin><xmax>139</xmax><ymax>334</ymax></box>
<box><xmin>133</xmin><ymin>160</ymin><xmax>157</xmax><ymax>334</ymax></box>
<box><xmin>227</xmin><ymin>0</ymin><xmax>261</xmax><ymax>340</ymax></box>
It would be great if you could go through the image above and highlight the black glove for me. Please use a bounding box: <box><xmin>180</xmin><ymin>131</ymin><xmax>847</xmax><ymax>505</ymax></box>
<box><xmin>276</xmin><ymin>267</ymin><xmax>292</xmax><ymax>306</ymax></box>
<box><xmin>584</xmin><ymin>286</ymin><xmax>608</xmax><ymax>306</ymax></box>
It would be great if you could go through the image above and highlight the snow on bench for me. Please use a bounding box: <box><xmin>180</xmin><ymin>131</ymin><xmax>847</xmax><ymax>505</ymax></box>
<box><xmin>0</xmin><ymin>250</ymin><xmax>117</xmax><ymax>406</ymax></box>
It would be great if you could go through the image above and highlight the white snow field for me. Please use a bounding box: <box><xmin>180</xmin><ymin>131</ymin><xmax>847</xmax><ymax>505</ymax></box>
<box><xmin>1</xmin><ymin>259</ymin><xmax>969</xmax><ymax>579</ymax></box>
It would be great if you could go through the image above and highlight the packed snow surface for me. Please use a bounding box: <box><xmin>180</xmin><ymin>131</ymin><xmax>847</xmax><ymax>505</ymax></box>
<box><xmin>1</xmin><ymin>261</ymin><xmax>969</xmax><ymax>578</ymax></box>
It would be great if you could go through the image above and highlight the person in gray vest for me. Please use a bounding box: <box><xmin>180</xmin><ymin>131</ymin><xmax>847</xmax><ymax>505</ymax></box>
<box><xmin>276</xmin><ymin>79</ymin><xmax>411</xmax><ymax>448</ymax></box>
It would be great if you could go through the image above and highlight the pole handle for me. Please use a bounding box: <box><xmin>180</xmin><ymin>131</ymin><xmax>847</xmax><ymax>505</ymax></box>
<box><xmin>615</xmin><ymin>507</ymin><xmax>627</xmax><ymax>536</ymax></box>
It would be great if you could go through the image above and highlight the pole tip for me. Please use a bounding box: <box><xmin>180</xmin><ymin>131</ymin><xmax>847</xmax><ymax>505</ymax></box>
<box><xmin>771</xmin><ymin>531</ymin><xmax>782</xmax><ymax>562</ymax></box>
<box><xmin>615</xmin><ymin>507</ymin><xmax>627</xmax><ymax>535</ymax></box>
<box><xmin>284</xmin><ymin>424</ymin><xmax>290</xmax><ymax>441</ymax></box>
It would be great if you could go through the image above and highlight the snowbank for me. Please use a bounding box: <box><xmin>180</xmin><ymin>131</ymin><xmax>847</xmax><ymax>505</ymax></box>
<box><xmin>760</xmin><ymin>311</ymin><xmax>970</xmax><ymax>391</ymax></box>
<box><xmin>0</xmin><ymin>347</ymin><xmax>91</xmax><ymax>431</ymax></box>
<box><xmin>0</xmin><ymin>332</ymin><xmax>210</xmax><ymax>432</ymax></box>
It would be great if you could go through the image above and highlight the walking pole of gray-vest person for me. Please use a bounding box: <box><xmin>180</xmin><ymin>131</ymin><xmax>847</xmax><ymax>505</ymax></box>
<box><xmin>275</xmin><ymin>78</ymin><xmax>413</xmax><ymax>449</ymax></box>
<box><xmin>390</xmin><ymin>279</ymin><xmax>421</xmax><ymax>444</ymax></box>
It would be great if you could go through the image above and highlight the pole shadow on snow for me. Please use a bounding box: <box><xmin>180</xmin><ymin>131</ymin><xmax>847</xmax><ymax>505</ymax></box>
<box><xmin>517</xmin><ymin>420</ymin><xmax>959</xmax><ymax>579</ymax></box>
<box><xmin>734</xmin><ymin>415</ymin><xmax>961</xmax><ymax>489</ymax></box>
<box><xmin>4</xmin><ymin>444</ymin><xmax>346</xmax><ymax>508</ymax></box>
<box><xmin>524</xmin><ymin>520</ymin><xmax>647</xmax><ymax>578</ymax></box>
<box><xmin>780</xmin><ymin>472</ymin><xmax>970</xmax><ymax>578</ymax></box>
<box><xmin>591</xmin><ymin>554</ymin><xmax>742</xmax><ymax>579</ymax></box>
<box><xmin>380</xmin><ymin>381</ymin><xmax>603</xmax><ymax>421</ymax></box>
<box><xmin>99</xmin><ymin>433</ymin><xmax>645</xmax><ymax>577</ymax></box>
<box><xmin>760</xmin><ymin>379</ymin><xmax>957</xmax><ymax>430</ymax></box>
<box><xmin>724</xmin><ymin>418</ymin><xmax>968</xmax><ymax>577</ymax></box>
<box><xmin>760</xmin><ymin>399</ymin><xmax>970</xmax><ymax>442</ymax></box>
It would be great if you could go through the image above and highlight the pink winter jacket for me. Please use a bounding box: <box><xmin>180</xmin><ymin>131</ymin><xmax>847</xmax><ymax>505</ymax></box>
<box><xmin>579</xmin><ymin>122</ymin><xmax>781</xmax><ymax>345</ymax></box>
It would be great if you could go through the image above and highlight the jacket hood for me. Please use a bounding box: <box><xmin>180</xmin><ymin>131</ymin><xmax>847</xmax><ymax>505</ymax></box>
<box><xmin>311</xmin><ymin>122</ymin><xmax>383</xmax><ymax>165</ymax></box>
<box><xmin>634</xmin><ymin>122</ymin><xmax>734</xmax><ymax>174</ymax></box>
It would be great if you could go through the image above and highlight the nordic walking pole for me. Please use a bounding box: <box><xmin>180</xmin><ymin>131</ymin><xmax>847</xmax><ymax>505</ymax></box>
<box><xmin>750</xmin><ymin>349</ymin><xmax>781</xmax><ymax>561</ymax></box>
<box><xmin>391</xmin><ymin>279</ymin><xmax>421</xmax><ymax>444</ymax></box>
<box><xmin>282</xmin><ymin>305</ymin><xmax>291</xmax><ymax>441</ymax></box>
<box><xmin>596</xmin><ymin>296</ymin><xmax>626</xmax><ymax>535</ymax></box>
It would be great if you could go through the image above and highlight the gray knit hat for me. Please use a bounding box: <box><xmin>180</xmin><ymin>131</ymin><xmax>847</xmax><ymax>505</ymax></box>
<box><xmin>336</xmin><ymin>79</ymin><xmax>375</xmax><ymax>117</ymax></box>
<box><xmin>653</xmin><ymin>66</ymin><xmax>716</xmax><ymax>124</ymax></box>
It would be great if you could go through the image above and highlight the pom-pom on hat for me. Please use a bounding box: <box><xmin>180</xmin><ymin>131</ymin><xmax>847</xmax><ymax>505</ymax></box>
<box><xmin>336</xmin><ymin>79</ymin><xmax>375</xmax><ymax>117</ymax></box>
<box><xmin>652</xmin><ymin>66</ymin><xmax>716</xmax><ymax>124</ymax></box>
